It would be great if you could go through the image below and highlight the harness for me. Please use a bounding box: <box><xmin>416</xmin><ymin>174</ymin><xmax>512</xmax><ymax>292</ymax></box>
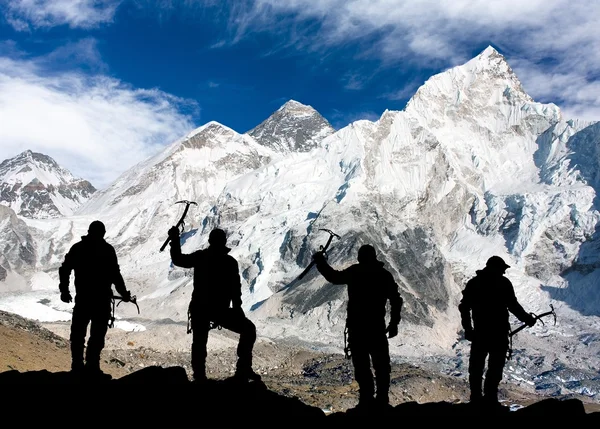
<box><xmin>186</xmin><ymin>302</ymin><xmax>222</xmax><ymax>334</ymax></box>
<box><xmin>343</xmin><ymin>322</ymin><xmax>351</xmax><ymax>360</ymax></box>
<box><xmin>108</xmin><ymin>294</ymin><xmax>139</xmax><ymax>328</ymax></box>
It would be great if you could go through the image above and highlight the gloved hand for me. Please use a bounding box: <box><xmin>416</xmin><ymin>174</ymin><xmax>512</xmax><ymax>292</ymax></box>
<box><xmin>168</xmin><ymin>226</ymin><xmax>180</xmax><ymax>240</ymax></box>
<box><xmin>464</xmin><ymin>329</ymin><xmax>474</xmax><ymax>342</ymax></box>
<box><xmin>526</xmin><ymin>314</ymin><xmax>537</xmax><ymax>327</ymax></box>
<box><xmin>120</xmin><ymin>290</ymin><xmax>132</xmax><ymax>302</ymax></box>
<box><xmin>385</xmin><ymin>324</ymin><xmax>399</xmax><ymax>339</ymax></box>
<box><xmin>312</xmin><ymin>251</ymin><xmax>326</xmax><ymax>264</ymax></box>
<box><xmin>60</xmin><ymin>292</ymin><xmax>73</xmax><ymax>303</ymax></box>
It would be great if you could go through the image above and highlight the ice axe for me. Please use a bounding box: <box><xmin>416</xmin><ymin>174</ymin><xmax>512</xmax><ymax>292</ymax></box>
<box><xmin>108</xmin><ymin>294</ymin><xmax>139</xmax><ymax>329</ymax></box>
<box><xmin>159</xmin><ymin>200</ymin><xmax>198</xmax><ymax>252</ymax></box>
<box><xmin>509</xmin><ymin>304</ymin><xmax>557</xmax><ymax>337</ymax></box>
<box><xmin>296</xmin><ymin>228</ymin><xmax>341</xmax><ymax>281</ymax></box>
<box><xmin>507</xmin><ymin>304</ymin><xmax>556</xmax><ymax>360</ymax></box>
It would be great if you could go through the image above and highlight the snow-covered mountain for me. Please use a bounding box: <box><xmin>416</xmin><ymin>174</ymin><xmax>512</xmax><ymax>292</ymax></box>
<box><xmin>1</xmin><ymin>47</ymin><xmax>599</xmax><ymax>399</ymax></box>
<box><xmin>0</xmin><ymin>150</ymin><xmax>96</xmax><ymax>219</ymax></box>
<box><xmin>0</xmin><ymin>205</ymin><xmax>37</xmax><ymax>291</ymax></box>
<box><xmin>247</xmin><ymin>100</ymin><xmax>335</xmax><ymax>153</ymax></box>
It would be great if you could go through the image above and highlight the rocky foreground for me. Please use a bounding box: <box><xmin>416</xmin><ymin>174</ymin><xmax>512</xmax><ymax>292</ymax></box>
<box><xmin>2</xmin><ymin>308</ymin><xmax>600</xmax><ymax>424</ymax></box>
<box><xmin>0</xmin><ymin>365</ymin><xmax>598</xmax><ymax>427</ymax></box>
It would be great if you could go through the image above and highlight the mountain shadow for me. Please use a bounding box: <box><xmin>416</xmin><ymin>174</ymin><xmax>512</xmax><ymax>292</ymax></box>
<box><xmin>0</xmin><ymin>366</ymin><xmax>597</xmax><ymax>427</ymax></box>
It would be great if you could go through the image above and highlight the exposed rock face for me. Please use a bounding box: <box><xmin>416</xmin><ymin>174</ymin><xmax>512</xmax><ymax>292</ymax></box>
<box><xmin>0</xmin><ymin>150</ymin><xmax>95</xmax><ymax>219</ymax></box>
<box><xmin>0</xmin><ymin>205</ymin><xmax>37</xmax><ymax>291</ymax></box>
<box><xmin>247</xmin><ymin>100</ymin><xmax>335</xmax><ymax>153</ymax></box>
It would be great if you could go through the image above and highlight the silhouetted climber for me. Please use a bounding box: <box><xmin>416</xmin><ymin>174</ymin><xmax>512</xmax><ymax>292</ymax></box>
<box><xmin>168</xmin><ymin>226</ymin><xmax>260</xmax><ymax>383</ymax></box>
<box><xmin>312</xmin><ymin>244</ymin><xmax>403</xmax><ymax>407</ymax></box>
<box><xmin>459</xmin><ymin>256</ymin><xmax>536</xmax><ymax>406</ymax></box>
<box><xmin>59</xmin><ymin>220</ymin><xmax>132</xmax><ymax>377</ymax></box>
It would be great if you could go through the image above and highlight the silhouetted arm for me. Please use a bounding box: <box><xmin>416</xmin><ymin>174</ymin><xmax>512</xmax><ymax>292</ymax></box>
<box><xmin>314</xmin><ymin>257</ymin><xmax>351</xmax><ymax>285</ymax></box>
<box><xmin>58</xmin><ymin>248</ymin><xmax>75</xmax><ymax>294</ymax></box>
<box><xmin>109</xmin><ymin>246</ymin><xmax>129</xmax><ymax>297</ymax></box>
<box><xmin>458</xmin><ymin>282</ymin><xmax>473</xmax><ymax>333</ymax></box>
<box><xmin>231</xmin><ymin>258</ymin><xmax>242</xmax><ymax>309</ymax></box>
<box><xmin>505</xmin><ymin>279</ymin><xmax>535</xmax><ymax>325</ymax></box>
<box><xmin>169</xmin><ymin>238</ymin><xmax>197</xmax><ymax>268</ymax></box>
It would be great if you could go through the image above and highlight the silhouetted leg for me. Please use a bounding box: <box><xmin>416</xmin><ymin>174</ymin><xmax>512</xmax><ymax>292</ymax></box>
<box><xmin>191</xmin><ymin>316</ymin><xmax>211</xmax><ymax>381</ymax></box>
<box><xmin>371</xmin><ymin>333</ymin><xmax>391</xmax><ymax>404</ymax></box>
<box><xmin>218</xmin><ymin>309</ymin><xmax>257</xmax><ymax>378</ymax></box>
<box><xmin>70</xmin><ymin>304</ymin><xmax>91</xmax><ymax>372</ymax></box>
<box><xmin>483</xmin><ymin>342</ymin><xmax>508</xmax><ymax>403</ymax></box>
<box><xmin>468</xmin><ymin>339</ymin><xmax>487</xmax><ymax>402</ymax></box>
<box><xmin>349</xmin><ymin>332</ymin><xmax>374</xmax><ymax>403</ymax></box>
<box><xmin>85</xmin><ymin>304</ymin><xmax>110</xmax><ymax>372</ymax></box>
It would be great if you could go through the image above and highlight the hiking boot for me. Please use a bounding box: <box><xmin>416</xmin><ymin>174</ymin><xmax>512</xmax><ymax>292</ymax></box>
<box><xmin>481</xmin><ymin>395</ymin><xmax>505</xmax><ymax>411</ymax></box>
<box><xmin>469</xmin><ymin>393</ymin><xmax>483</xmax><ymax>405</ymax></box>
<box><xmin>83</xmin><ymin>363</ymin><xmax>112</xmax><ymax>381</ymax></box>
<box><xmin>233</xmin><ymin>368</ymin><xmax>262</xmax><ymax>383</ymax></box>
<box><xmin>356</xmin><ymin>394</ymin><xmax>375</xmax><ymax>408</ymax></box>
<box><xmin>375</xmin><ymin>395</ymin><xmax>391</xmax><ymax>408</ymax></box>
<box><xmin>70</xmin><ymin>360</ymin><xmax>84</xmax><ymax>374</ymax></box>
<box><xmin>193</xmin><ymin>373</ymin><xmax>208</xmax><ymax>384</ymax></box>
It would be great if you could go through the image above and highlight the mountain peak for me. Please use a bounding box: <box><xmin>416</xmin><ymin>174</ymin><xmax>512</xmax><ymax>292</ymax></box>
<box><xmin>185</xmin><ymin>121</ymin><xmax>233</xmax><ymax>139</ymax></box>
<box><xmin>277</xmin><ymin>99</ymin><xmax>314</xmax><ymax>113</ymax></box>
<box><xmin>0</xmin><ymin>150</ymin><xmax>95</xmax><ymax>218</ymax></box>
<box><xmin>11</xmin><ymin>150</ymin><xmax>62</xmax><ymax>171</ymax></box>
<box><xmin>247</xmin><ymin>100</ymin><xmax>335</xmax><ymax>153</ymax></box>
<box><xmin>464</xmin><ymin>45</ymin><xmax>513</xmax><ymax>75</ymax></box>
<box><xmin>479</xmin><ymin>45</ymin><xmax>501</xmax><ymax>59</ymax></box>
<box><xmin>404</xmin><ymin>45</ymin><xmax>536</xmax><ymax>121</ymax></box>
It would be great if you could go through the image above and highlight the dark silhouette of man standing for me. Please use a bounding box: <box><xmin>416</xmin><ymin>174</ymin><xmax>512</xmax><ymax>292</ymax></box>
<box><xmin>168</xmin><ymin>226</ymin><xmax>259</xmax><ymax>383</ymax></box>
<box><xmin>313</xmin><ymin>244</ymin><xmax>403</xmax><ymax>407</ymax></box>
<box><xmin>59</xmin><ymin>220</ymin><xmax>132</xmax><ymax>377</ymax></box>
<box><xmin>459</xmin><ymin>255</ymin><xmax>536</xmax><ymax>406</ymax></box>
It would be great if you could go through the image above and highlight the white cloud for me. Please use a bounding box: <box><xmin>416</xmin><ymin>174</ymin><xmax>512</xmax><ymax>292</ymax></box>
<box><xmin>198</xmin><ymin>0</ymin><xmax>600</xmax><ymax>121</ymax></box>
<box><xmin>3</xmin><ymin>0</ymin><xmax>121</xmax><ymax>30</ymax></box>
<box><xmin>0</xmin><ymin>46</ymin><xmax>197</xmax><ymax>189</ymax></box>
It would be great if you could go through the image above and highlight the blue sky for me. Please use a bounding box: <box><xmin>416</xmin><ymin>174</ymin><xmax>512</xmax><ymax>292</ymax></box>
<box><xmin>1</xmin><ymin>0</ymin><xmax>599</xmax><ymax>189</ymax></box>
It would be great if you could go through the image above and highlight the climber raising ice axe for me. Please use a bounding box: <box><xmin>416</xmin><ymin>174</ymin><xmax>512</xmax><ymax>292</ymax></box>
<box><xmin>160</xmin><ymin>200</ymin><xmax>198</xmax><ymax>252</ymax></box>
<box><xmin>296</xmin><ymin>228</ymin><xmax>341</xmax><ymax>281</ymax></box>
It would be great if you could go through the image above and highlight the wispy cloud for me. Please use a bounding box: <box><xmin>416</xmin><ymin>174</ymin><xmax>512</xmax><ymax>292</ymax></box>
<box><xmin>185</xmin><ymin>0</ymin><xmax>600</xmax><ymax>120</ymax></box>
<box><xmin>2</xmin><ymin>0</ymin><xmax>122</xmax><ymax>31</ymax></box>
<box><xmin>41</xmin><ymin>38</ymin><xmax>109</xmax><ymax>72</ymax></box>
<box><xmin>343</xmin><ymin>73</ymin><xmax>369</xmax><ymax>91</ymax></box>
<box><xmin>0</xmin><ymin>42</ymin><xmax>198</xmax><ymax>189</ymax></box>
